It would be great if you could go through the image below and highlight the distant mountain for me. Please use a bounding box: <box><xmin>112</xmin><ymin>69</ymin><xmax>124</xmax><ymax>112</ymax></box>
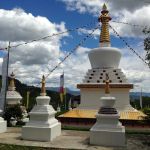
<box><xmin>0</xmin><ymin>76</ymin><xmax>73</xmax><ymax>110</ymax></box>
<box><xmin>67</xmin><ymin>88</ymin><xmax>80</xmax><ymax>96</ymax></box>
<box><xmin>130</xmin><ymin>92</ymin><xmax>150</xmax><ymax>100</ymax></box>
<box><xmin>47</xmin><ymin>87</ymin><xmax>150</xmax><ymax>99</ymax></box>
<box><xmin>46</xmin><ymin>87</ymin><xmax>59</xmax><ymax>92</ymax></box>
<box><xmin>46</xmin><ymin>87</ymin><xmax>80</xmax><ymax>96</ymax></box>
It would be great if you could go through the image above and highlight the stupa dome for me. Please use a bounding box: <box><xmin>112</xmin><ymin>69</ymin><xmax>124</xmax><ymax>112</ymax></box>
<box><xmin>6</xmin><ymin>91</ymin><xmax>22</xmax><ymax>105</ymax></box>
<box><xmin>88</xmin><ymin>47</ymin><xmax>121</xmax><ymax>69</ymax></box>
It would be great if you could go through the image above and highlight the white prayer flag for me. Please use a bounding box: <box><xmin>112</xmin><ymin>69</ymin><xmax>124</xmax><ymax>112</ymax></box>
<box><xmin>0</xmin><ymin>53</ymin><xmax>8</xmax><ymax>112</ymax></box>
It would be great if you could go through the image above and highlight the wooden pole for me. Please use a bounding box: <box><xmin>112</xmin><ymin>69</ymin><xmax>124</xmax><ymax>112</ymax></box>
<box><xmin>26</xmin><ymin>91</ymin><xmax>30</xmax><ymax>110</ymax></box>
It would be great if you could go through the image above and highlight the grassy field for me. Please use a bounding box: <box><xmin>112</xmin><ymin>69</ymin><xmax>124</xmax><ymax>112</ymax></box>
<box><xmin>62</xmin><ymin>125</ymin><xmax>150</xmax><ymax>134</ymax></box>
<box><xmin>0</xmin><ymin>144</ymin><xmax>44</xmax><ymax>150</ymax></box>
<box><xmin>0</xmin><ymin>144</ymin><xmax>64</xmax><ymax>150</ymax></box>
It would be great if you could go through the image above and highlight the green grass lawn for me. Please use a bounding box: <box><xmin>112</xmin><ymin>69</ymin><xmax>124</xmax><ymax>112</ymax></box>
<box><xmin>0</xmin><ymin>144</ymin><xmax>39</xmax><ymax>150</ymax></box>
<box><xmin>62</xmin><ymin>125</ymin><xmax>150</xmax><ymax>134</ymax></box>
<box><xmin>0</xmin><ymin>144</ymin><xmax>63</xmax><ymax>150</ymax></box>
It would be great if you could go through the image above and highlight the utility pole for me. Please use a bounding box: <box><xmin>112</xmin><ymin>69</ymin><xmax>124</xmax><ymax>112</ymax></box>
<box><xmin>3</xmin><ymin>42</ymin><xmax>10</xmax><ymax>113</ymax></box>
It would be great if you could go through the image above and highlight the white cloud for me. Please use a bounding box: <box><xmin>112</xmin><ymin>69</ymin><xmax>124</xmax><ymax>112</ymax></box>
<box><xmin>0</xmin><ymin>8</ymin><xmax>68</xmax><ymax>42</ymax></box>
<box><xmin>61</xmin><ymin>0</ymin><xmax>150</xmax><ymax>38</ymax></box>
<box><xmin>0</xmin><ymin>8</ymin><xmax>68</xmax><ymax>88</ymax></box>
<box><xmin>61</xmin><ymin>0</ymin><xmax>147</xmax><ymax>16</ymax></box>
<box><xmin>9</xmin><ymin>41</ymin><xmax>60</xmax><ymax>65</ymax></box>
<box><xmin>76</xmin><ymin>46</ymin><xmax>91</xmax><ymax>54</ymax></box>
<box><xmin>59</xmin><ymin>47</ymin><xmax>91</xmax><ymax>88</ymax></box>
<box><xmin>77</xmin><ymin>27</ymin><xmax>99</xmax><ymax>39</ymax></box>
<box><xmin>120</xmin><ymin>44</ymin><xmax>150</xmax><ymax>92</ymax></box>
<box><xmin>110</xmin><ymin>6</ymin><xmax>150</xmax><ymax>38</ymax></box>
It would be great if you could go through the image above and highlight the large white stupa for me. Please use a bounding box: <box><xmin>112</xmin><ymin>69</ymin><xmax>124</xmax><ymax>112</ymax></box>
<box><xmin>77</xmin><ymin>4</ymin><xmax>134</xmax><ymax>112</ymax></box>
<box><xmin>60</xmin><ymin>4</ymin><xmax>145</xmax><ymax>120</ymax></box>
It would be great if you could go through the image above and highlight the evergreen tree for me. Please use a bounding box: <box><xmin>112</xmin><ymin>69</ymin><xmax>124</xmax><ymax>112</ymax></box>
<box><xmin>143</xmin><ymin>28</ymin><xmax>150</xmax><ymax>65</ymax></box>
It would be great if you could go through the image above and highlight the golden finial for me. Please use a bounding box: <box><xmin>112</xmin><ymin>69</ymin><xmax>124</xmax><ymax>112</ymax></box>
<box><xmin>9</xmin><ymin>72</ymin><xmax>15</xmax><ymax>91</ymax></box>
<box><xmin>102</xmin><ymin>3</ymin><xmax>107</xmax><ymax>10</ymax></box>
<box><xmin>98</xmin><ymin>3</ymin><xmax>111</xmax><ymax>47</ymax></box>
<box><xmin>105</xmin><ymin>73</ymin><xmax>110</xmax><ymax>94</ymax></box>
<box><xmin>41</xmin><ymin>75</ymin><xmax>46</xmax><ymax>96</ymax></box>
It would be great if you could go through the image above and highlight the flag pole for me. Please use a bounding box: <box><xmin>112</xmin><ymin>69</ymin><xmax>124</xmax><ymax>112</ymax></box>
<box><xmin>64</xmin><ymin>87</ymin><xmax>67</xmax><ymax>110</ymax></box>
<box><xmin>140</xmin><ymin>87</ymin><xmax>143</xmax><ymax>109</ymax></box>
<box><xmin>3</xmin><ymin>41</ymin><xmax>10</xmax><ymax>113</ymax></box>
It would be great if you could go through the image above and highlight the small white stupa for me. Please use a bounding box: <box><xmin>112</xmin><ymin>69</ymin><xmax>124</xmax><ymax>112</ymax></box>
<box><xmin>0</xmin><ymin>117</ymin><xmax>7</xmax><ymax>133</ymax></box>
<box><xmin>0</xmin><ymin>115</ymin><xmax>7</xmax><ymax>133</ymax></box>
<box><xmin>6</xmin><ymin>72</ymin><xmax>22</xmax><ymax>105</ymax></box>
<box><xmin>69</xmin><ymin>99</ymin><xmax>72</xmax><ymax>110</ymax></box>
<box><xmin>22</xmin><ymin>75</ymin><xmax>61</xmax><ymax>141</ymax></box>
<box><xmin>90</xmin><ymin>74</ymin><xmax>125</xmax><ymax>146</ymax></box>
<box><xmin>57</xmin><ymin>103</ymin><xmax>61</xmax><ymax>112</ymax></box>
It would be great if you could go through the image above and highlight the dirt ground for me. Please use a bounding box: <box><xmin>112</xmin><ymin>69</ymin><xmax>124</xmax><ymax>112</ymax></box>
<box><xmin>0</xmin><ymin>127</ymin><xmax>149</xmax><ymax>150</ymax></box>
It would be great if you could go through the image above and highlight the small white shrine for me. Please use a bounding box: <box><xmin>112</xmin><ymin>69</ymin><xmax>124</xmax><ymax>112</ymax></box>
<box><xmin>90</xmin><ymin>74</ymin><xmax>125</xmax><ymax>146</ymax></box>
<box><xmin>22</xmin><ymin>75</ymin><xmax>61</xmax><ymax>141</ymax></box>
<box><xmin>6</xmin><ymin>72</ymin><xmax>22</xmax><ymax>105</ymax></box>
<box><xmin>0</xmin><ymin>115</ymin><xmax>7</xmax><ymax>133</ymax></box>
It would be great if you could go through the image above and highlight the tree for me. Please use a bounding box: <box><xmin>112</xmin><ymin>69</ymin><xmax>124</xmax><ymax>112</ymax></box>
<box><xmin>3</xmin><ymin>104</ymin><xmax>23</xmax><ymax>126</ymax></box>
<box><xmin>141</xmin><ymin>107</ymin><xmax>150</xmax><ymax>123</ymax></box>
<box><xmin>143</xmin><ymin>28</ymin><xmax>150</xmax><ymax>65</ymax></box>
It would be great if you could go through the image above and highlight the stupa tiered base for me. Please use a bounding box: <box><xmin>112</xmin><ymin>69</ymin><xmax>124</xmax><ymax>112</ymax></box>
<box><xmin>0</xmin><ymin>117</ymin><xmax>7</xmax><ymax>133</ymax></box>
<box><xmin>22</xmin><ymin>96</ymin><xmax>61</xmax><ymax>141</ymax></box>
<box><xmin>90</xmin><ymin>114</ymin><xmax>125</xmax><ymax>146</ymax></box>
<box><xmin>90</xmin><ymin>91</ymin><xmax>126</xmax><ymax>147</ymax></box>
<box><xmin>22</xmin><ymin>124</ymin><xmax>61</xmax><ymax>142</ymax></box>
<box><xmin>77</xmin><ymin>68</ymin><xmax>135</xmax><ymax>111</ymax></box>
<box><xmin>6</xmin><ymin>90</ymin><xmax>22</xmax><ymax>105</ymax></box>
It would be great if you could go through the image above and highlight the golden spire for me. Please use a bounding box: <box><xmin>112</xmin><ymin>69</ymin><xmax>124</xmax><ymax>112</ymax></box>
<box><xmin>40</xmin><ymin>75</ymin><xmax>46</xmax><ymax>96</ymax></box>
<box><xmin>105</xmin><ymin>73</ymin><xmax>110</xmax><ymax>94</ymax></box>
<box><xmin>9</xmin><ymin>72</ymin><xmax>15</xmax><ymax>91</ymax></box>
<box><xmin>102</xmin><ymin>3</ymin><xmax>107</xmax><ymax>10</ymax></box>
<box><xmin>98</xmin><ymin>3</ymin><xmax>111</xmax><ymax>47</ymax></box>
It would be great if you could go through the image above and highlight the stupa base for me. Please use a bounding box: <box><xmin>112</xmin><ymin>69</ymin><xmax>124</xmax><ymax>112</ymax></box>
<box><xmin>0</xmin><ymin>117</ymin><xmax>7</xmax><ymax>133</ymax></box>
<box><xmin>90</xmin><ymin>127</ymin><xmax>126</xmax><ymax>147</ymax></box>
<box><xmin>22</xmin><ymin>122</ymin><xmax>61</xmax><ymax>142</ymax></box>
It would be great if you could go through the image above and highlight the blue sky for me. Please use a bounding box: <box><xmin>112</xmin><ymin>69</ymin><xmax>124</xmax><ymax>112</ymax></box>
<box><xmin>0</xmin><ymin>0</ymin><xmax>150</xmax><ymax>92</ymax></box>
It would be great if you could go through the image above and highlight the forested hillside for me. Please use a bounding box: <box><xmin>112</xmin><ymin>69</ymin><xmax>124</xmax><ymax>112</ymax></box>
<box><xmin>0</xmin><ymin>75</ymin><xmax>72</xmax><ymax>111</ymax></box>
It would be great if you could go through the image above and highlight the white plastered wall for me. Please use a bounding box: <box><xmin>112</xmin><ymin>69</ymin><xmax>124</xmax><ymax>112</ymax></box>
<box><xmin>78</xmin><ymin>88</ymin><xmax>135</xmax><ymax>112</ymax></box>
